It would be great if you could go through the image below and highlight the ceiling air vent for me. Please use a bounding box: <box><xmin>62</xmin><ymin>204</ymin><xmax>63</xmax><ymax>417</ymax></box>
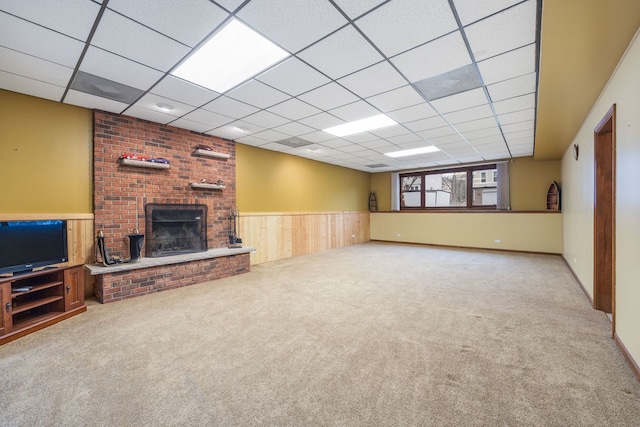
<box><xmin>70</xmin><ymin>71</ymin><xmax>143</xmax><ymax>104</ymax></box>
<box><xmin>274</xmin><ymin>137</ymin><xmax>314</xmax><ymax>148</ymax></box>
<box><xmin>366</xmin><ymin>163</ymin><xmax>389</xmax><ymax>168</ymax></box>
<box><xmin>413</xmin><ymin>64</ymin><xmax>483</xmax><ymax>101</ymax></box>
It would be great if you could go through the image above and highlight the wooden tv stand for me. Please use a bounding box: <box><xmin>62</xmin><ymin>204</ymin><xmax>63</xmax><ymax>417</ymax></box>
<box><xmin>0</xmin><ymin>264</ymin><xmax>86</xmax><ymax>345</ymax></box>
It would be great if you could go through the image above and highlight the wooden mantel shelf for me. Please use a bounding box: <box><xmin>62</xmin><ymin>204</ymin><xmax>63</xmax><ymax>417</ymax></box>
<box><xmin>193</xmin><ymin>149</ymin><xmax>230</xmax><ymax>159</ymax></box>
<box><xmin>118</xmin><ymin>158</ymin><xmax>170</xmax><ymax>169</ymax></box>
<box><xmin>190</xmin><ymin>182</ymin><xmax>226</xmax><ymax>190</ymax></box>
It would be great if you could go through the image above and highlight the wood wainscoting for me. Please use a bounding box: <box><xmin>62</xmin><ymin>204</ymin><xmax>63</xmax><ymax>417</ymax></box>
<box><xmin>238</xmin><ymin>211</ymin><xmax>370</xmax><ymax>265</ymax></box>
<box><xmin>0</xmin><ymin>214</ymin><xmax>95</xmax><ymax>296</ymax></box>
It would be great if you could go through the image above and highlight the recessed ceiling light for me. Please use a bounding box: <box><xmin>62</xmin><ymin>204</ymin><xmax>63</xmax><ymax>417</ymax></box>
<box><xmin>323</xmin><ymin>114</ymin><xmax>398</xmax><ymax>137</ymax></box>
<box><xmin>156</xmin><ymin>103</ymin><xmax>174</xmax><ymax>112</ymax></box>
<box><xmin>384</xmin><ymin>146</ymin><xmax>440</xmax><ymax>158</ymax></box>
<box><xmin>171</xmin><ymin>19</ymin><xmax>290</xmax><ymax>93</ymax></box>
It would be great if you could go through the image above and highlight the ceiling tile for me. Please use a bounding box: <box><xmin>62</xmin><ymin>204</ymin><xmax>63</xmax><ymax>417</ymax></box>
<box><xmin>453</xmin><ymin>0</ymin><xmax>522</xmax><ymax>26</ymax></box>
<box><xmin>107</xmin><ymin>0</ymin><xmax>227</xmax><ymax>47</ymax></box>
<box><xmin>180</xmin><ymin>109</ymin><xmax>235</xmax><ymax>128</ymax></box>
<box><xmin>80</xmin><ymin>46</ymin><xmax>164</xmax><ymax>90</ymax></box>
<box><xmin>298</xmin><ymin>112</ymin><xmax>346</xmax><ymax>130</ymax></box>
<box><xmin>272</xmin><ymin>121</ymin><xmax>316</xmax><ymax>137</ymax></box>
<box><xmin>331</xmin><ymin>0</ymin><xmax>387</xmax><ymax>19</ymax></box>
<box><xmin>487</xmin><ymin>72</ymin><xmax>536</xmax><ymax>101</ymax></box>
<box><xmin>132</xmin><ymin>93</ymin><xmax>195</xmax><ymax>118</ymax></box>
<box><xmin>91</xmin><ymin>10</ymin><xmax>190</xmax><ymax>72</ymax></box>
<box><xmin>64</xmin><ymin>89</ymin><xmax>128</xmax><ymax>113</ymax></box>
<box><xmin>492</xmin><ymin>93</ymin><xmax>535</xmax><ymax>115</ymax></box>
<box><xmin>206</xmin><ymin>126</ymin><xmax>249</xmax><ymax>140</ymax></box>
<box><xmin>444</xmin><ymin>104</ymin><xmax>494</xmax><ymax>124</ymax></box>
<box><xmin>416</xmin><ymin>125</ymin><xmax>458</xmax><ymax>140</ymax></box>
<box><xmin>226</xmin><ymin>80</ymin><xmax>290</xmax><ymax>109</ymax></box>
<box><xmin>337</xmin><ymin>61</ymin><xmax>407</xmax><ymax>98</ymax></box>
<box><xmin>465</xmin><ymin>1</ymin><xmax>536</xmax><ymax>61</ymax></box>
<box><xmin>0</xmin><ymin>13</ymin><xmax>84</xmax><ymax>67</ymax></box>
<box><xmin>0</xmin><ymin>0</ymin><xmax>100</xmax><ymax>40</ymax></box>
<box><xmin>370</xmin><ymin>125</ymin><xmax>412</xmax><ymax>139</ymax></box>
<box><xmin>297</xmin><ymin>83</ymin><xmax>359</xmax><ymax>111</ymax></box>
<box><xmin>502</xmin><ymin>120</ymin><xmax>534</xmax><ymax>134</ymax></box>
<box><xmin>342</xmin><ymin>132</ymin><xmax>379</xmax><ymax>144</ymax></box>
<box><xmin>237</xmin><ymin>0</ymin><xmax>347</xmax><ymax>53</ymax></box>
<box><xmin>356</xmin><ymin>0</ymin><xmax>457</xmax><ymax>57</ymax></box>
<box><xmin>386</xmin><ymin>133</ymin><xmax>423</xmax><ymax>145</ymax></box>
<box><xmin>319</xmin><ymin>138</ymin><xmax>353</xmax><ymax>148</ymax></box>
<box><xmin>461</xmin><ymin>126</ymin><xmax>502</xmax><ymax>140</ymax></box>
<box><xmin>214</xmin><ymin>0</ymin><xmax>245</xmax><ymax>13</ymax></box>
<box><xmin>298</xmin><ymin>25</ymin><xmax>384</xmax><ymax>79</ymax></box>
<box><xmin>430</xmin><ymin>88</ymin><xmax>488</xmax><ymax>113</ymax></box>
<box><xmin>266</xmin><ymin>98</ymin><xmax>322</xmax><ymax>121</ymax></box>
<box><xmin>151</xmin><ymin>76</ymin><xmax>219</xmax><ymax>107</ymax></box>
<box><xmin>0</xmin><ymin>46</ymin><xmax>73</xmax><ymax>87</ymax></box>
<box><xmin>366</xmin><ymin>85</ymin><xmax>425</xmax><ymax>112</ymax></box>
<box><xmin>498</xmin><ymin>108</ymin><xmax>535</xmax><ymax>125</ymax></box>
<box><xmin>477</xmin><ymin>44</ymin><xmax>536</xmax><ymax>85</ymax></box>
<box><xmin>216</xmin><ymin>120</ymin><xmax>266</xmax><ymax>137</ymax></box>
<box><xmin>256</xmin><ymin>57</ymin><xmax>331</xmax><ymax>96</ymax></box>
<box><xmin>404</xmin><ymin>115</ymin><xmax>450</xmax><ymax>133</ymax></box>
<box><xmin>242</xmin><ymin>110</ymin><xmax>290</xmax><ymax>128</ymax></box>
<box><xmin>169</xmin><ymin>117</ymin><xmax>215</xmax><ymax>133</ymax></box>
<box><xmin>251</xmin><ymin>129</ymin><xmax>292</xmax><ymax>142</ymax></box>
<box><xmin>390</xmin><ymin>31</ymin><xmax>471</xmax><ymax>83</ymax></box>
<box><xmin>202</xmin><ymin>96</ymin><xmax>259</xmax><ymax>119</ymax></box>
<box><xmin>328</xmin><ymin>101</ymin><xmax>380</xmax><ymax>122</ymax></box>
<box><xmin>454</xmin><ymin>116</ymin><xmax>499</xmax><ymax>133</ymax></box>
<box><xmin>125</xmin><ymin>105</ymin><xmax>177</xmax><ymax>124</ymax></box>
<box><xmin>387</xmin><ymin>103</ymin><xmax>438</xmax><ymax>123</ymax></box>
<box><xmin>299</xmin><ymin>131</ymin><xmax>335</xmax><ymax>143</ymax></box>
<box><xmin>0</xmin><ymin>71</ymin><xmax>64</xmax><ymax>101</ymax></box>
<box><xmin>235</xmin><ymin>135</ymin><xmax>270</xmax><ymax>147</ymax></box>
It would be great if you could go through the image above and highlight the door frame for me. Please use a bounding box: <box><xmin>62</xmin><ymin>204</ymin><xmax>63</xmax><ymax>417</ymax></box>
<box><xmin>593</xmin><ymin>104</ymin><xmax>616</xmax><ymax>335</ymax></box>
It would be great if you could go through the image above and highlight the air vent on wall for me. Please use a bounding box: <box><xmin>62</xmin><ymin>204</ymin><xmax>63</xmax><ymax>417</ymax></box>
<box><xmin>70</xmin><ymin>71</ymin><xmax>143</xmax><ymax>104</ymax></box>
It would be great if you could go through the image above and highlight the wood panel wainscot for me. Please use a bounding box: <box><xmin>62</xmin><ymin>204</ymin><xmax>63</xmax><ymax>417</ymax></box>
<box><xmin>238</xmin><ymin>211</ymin><xmax>370</xmax><ymax>265</ymax></box>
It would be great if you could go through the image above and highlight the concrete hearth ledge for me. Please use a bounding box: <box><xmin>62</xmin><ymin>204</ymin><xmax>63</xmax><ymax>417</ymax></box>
<box><xmin>85</xmin><ymin>247</ymin><xmax>256</xmax><ymax>275</ymax></box>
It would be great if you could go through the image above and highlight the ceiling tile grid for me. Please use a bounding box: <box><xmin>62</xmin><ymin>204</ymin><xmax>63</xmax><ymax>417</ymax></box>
<box><xmin>0</xmin><ymin>0</ymin><xmax>541</xmax><ymax>172</ymax></box>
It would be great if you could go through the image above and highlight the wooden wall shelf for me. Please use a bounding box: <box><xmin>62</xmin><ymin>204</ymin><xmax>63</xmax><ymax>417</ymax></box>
<box><xmin>546</xmin><ymin>181</ymin><xmax>560</xmax><ymax>211</ymax></box>
<box><xmin>190</xmin><ymin>183</ymin><xmax>225</xmax><ymax>190</ymax></box>
<box><xmin>119</xmin><ymin>158</ymin><xmax>170</xmax><ymax>169</ymax></box>
<box><xmin>193</xmin><ymin>149</ymin><xmax>230</xmax><ymax>159</ymax></box>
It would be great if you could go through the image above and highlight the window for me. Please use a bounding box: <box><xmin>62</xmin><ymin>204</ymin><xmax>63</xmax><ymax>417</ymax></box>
<box><xmin>400</xmin><ymin>164</ymin><xmax>501</xmax><ymax>210</ymax></box>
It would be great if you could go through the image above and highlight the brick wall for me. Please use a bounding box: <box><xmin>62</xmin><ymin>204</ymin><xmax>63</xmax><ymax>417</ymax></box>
<box><xmin>94</xmin><ymin>253</ymin><xmax>250</xmax><ymax>303</ymax></box>
<box><xmin>93</xmin><ymin>110</ymin><xmax>236</xmax><ymax>258</ymax></box>
<box><xmin>92</xmin><ymin>110</ymin><xmax>250</xmax><ymax>303</ymax></box>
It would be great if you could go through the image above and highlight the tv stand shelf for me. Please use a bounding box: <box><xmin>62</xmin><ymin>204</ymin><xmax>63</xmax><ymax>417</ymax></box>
<box><xmin>0</xmin><ymin>265</ymin><xmax>85</xmax><ymax>345</ymax></box>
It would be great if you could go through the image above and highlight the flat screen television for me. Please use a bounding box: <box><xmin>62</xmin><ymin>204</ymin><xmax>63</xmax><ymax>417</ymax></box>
<box><xmin>0</xmin><ymin>220</ymin><xmax>68</xmax><ymax>275</ymax></box>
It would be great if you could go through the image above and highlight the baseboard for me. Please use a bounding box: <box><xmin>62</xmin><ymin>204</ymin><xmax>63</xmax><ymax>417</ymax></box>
<box><xmin>614</xmin><ymin>333</ymin><xmax>640</xmax><ymax>382</ymax></box>
<box><xmin>561</xmin><ymin>255</ymin><xmax>593</xmax><ymax>305</ymax></box>
<box><xmin>369</xmin><ymin>239</ymin><xmax>561</xmax><ymax>256</ymax></box>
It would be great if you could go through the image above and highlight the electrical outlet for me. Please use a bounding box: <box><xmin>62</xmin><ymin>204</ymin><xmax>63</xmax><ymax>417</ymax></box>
<box><xmin>494</xmin><ymin>239</ymin><xmax>501</xmax><ymax>243</ymax></box>
<box><xmin>396</xmin><ymin>233</ymin><xmax>401</xmax><ymax>237</ymax></box>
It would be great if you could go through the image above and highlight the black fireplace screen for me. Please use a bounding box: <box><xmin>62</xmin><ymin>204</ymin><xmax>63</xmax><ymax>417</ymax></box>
<box><xmin>145</xmin><ymin>204</ymin><xmax>207</xmax><ymax>257</ymax></box>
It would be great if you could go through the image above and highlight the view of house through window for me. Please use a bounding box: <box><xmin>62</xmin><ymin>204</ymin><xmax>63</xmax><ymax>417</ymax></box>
<box><xmin>400</xmin><ymin>164</ymin><xmax>499</xmax><ymax>210</ymax></box>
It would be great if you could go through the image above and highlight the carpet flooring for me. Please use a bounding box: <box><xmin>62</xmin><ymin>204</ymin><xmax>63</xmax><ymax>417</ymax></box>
<box><xmin>1</xmin><ymin>242</ymin><xmax>639</xmax><ymax>426</ymax></box>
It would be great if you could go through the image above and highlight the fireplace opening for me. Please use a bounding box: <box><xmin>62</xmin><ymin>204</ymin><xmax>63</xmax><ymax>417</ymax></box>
<box><xmin>145</xmin><ymin>204</ymin><xmax>207</xmax><ymax>257</ymax></box>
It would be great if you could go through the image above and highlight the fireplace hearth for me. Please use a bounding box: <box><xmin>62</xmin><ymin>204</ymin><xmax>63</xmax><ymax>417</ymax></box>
<box><xmin>145</xmin><ymin>204</ymin><xmax>207</xmax><ymax>257</ymax></box>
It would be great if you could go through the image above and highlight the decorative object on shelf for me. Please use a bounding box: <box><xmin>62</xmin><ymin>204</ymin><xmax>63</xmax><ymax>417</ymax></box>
<box><xmin>369</xmin><ymin>192</ymin><xmax>378</xmax><ymax>212</ymax></box>
<box><xmin>118</xmin><ymin>152</ymin><xmax>171</xmax><ymax>169</ymax></box>
<box><xmin>546</xmin><ymin>181</ymin><xmax>561</xmax><ymax>211</ymax></box>
<box><xmin>189</xmin><ymin>178</ymin><xmax>226</xmax><ymax>190</ymax></box>
<box><xmin>228</xmin><ymin>208</ymin><xmax>243</xmax><ymax>249</ymax></box>
<box><xmin>573</xmin><ymin>144</ymin><xmax>579</xmax><ymax>160</ymax></box>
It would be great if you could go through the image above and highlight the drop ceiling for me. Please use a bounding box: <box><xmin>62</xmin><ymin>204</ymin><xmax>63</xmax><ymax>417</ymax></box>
<box><xmin>1</xmin><ymin>0</ymin><xmax>545</xmax><ymax>172</ymax></box>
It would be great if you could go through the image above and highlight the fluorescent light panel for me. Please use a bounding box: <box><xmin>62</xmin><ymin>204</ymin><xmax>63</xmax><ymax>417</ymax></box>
<box><xmin>323</xmin><ymin>114</ymin><xmax>398</xmax><ymax>137</ymax></box>
<box><xmin>172</xmin><ymin>19</ymin><xmax>290</xmax><ymax>93</ymax></box>
<box><xmin>385</xmin><ymin>146</ymin><xmax>440</xmax><ymax>158</ymax></box>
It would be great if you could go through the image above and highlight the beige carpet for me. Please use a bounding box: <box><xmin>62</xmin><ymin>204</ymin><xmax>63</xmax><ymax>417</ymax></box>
<box><xmin>1</xmin><ymin>242</ymin><xmax>639</xmax><ymax>426</ymax></box>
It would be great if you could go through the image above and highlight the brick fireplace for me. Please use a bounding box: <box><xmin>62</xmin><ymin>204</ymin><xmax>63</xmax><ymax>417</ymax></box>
<box><xmin>90</xmin><ymin>111</ymin><xmax>251</xmax><ymax>303</ymax></box>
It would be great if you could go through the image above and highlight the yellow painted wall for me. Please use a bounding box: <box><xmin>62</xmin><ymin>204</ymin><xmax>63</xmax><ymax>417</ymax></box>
<box><xmin>0</xmin><ymin>90</ymin><xmax>92</xmax><ymax>213</ymax></box>
<box><xmin>510</xmin><ymin>157</ymin><xmax>561</xmax><ymax>210</ymax></box>
<box><xmin>562</xmin><ymin>30</ymin><xmax>640</xmax><ymax>368</ymax></box>
<box><xmin>236</xmin><ymin>143</ymin><xmax>371</xmax><ymax>212</ymax></box>
<box><xmin>370</xmin><ymin>157</ymin><xmax>561</xmax><ymax>212</ymax></box>
<box><xmin>371</xmin><ymin>212</ymin><xmax>562</xmax><ymax>253</ymax></box>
